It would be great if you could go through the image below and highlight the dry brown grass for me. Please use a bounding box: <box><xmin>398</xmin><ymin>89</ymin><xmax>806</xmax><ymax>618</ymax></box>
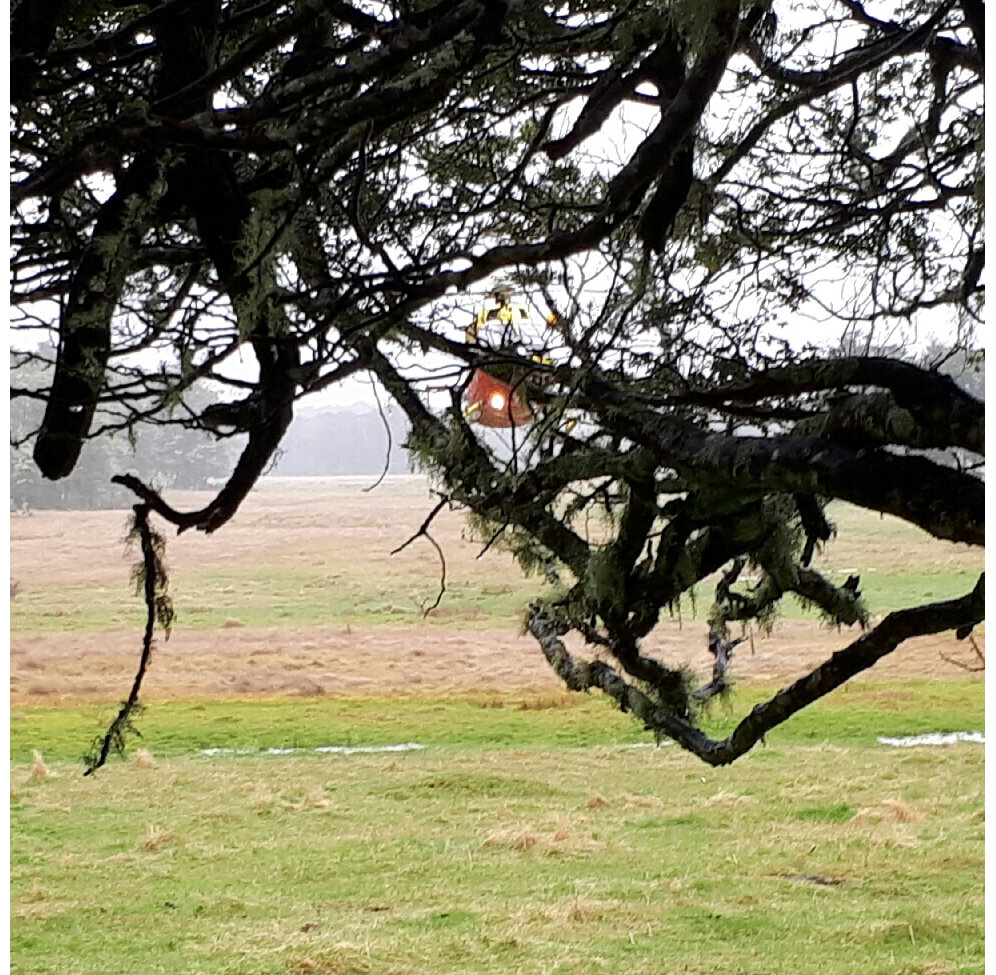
<box><xmin>138</xmin><ymin>824</ymin><xmax>176</xmax><ymax>851</ymax></box>
<box><xmin>132</xmin><ymin>748</ymin><xmax>156</xmax><ymax>768</ymax></box>
<box><xmin>9</xmin><ymin>739</ymin><xmax>983</xmax><ymax>975</ymax></box>
<box><xmin>30</xmin><ymin>750</ymin><xmax>51</xmax><ymax>779</ymax></box>
<box><xmin>9</xmin><ymin>481</ymin><xmax>985</xmax><ymax>706</ymax></box>
<box><xmin>481</xmin><ymin>817</ymin><xmax>600</xmax><ymax>856</ymax></box>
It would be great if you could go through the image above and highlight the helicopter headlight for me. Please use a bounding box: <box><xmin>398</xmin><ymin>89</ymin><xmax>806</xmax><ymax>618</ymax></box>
<box><xmin>488</xmin><ymin>391</ymin><xmax>507</xmax><ymax>410</ymax></box>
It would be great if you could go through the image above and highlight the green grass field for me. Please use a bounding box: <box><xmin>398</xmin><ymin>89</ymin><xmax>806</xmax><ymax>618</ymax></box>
<box><xmin>10</xmin><ymin>683</ymin><xmax>985</xmax><ymax>975</ymax></box>
<box><xmin>11</xmin><ymin>695</ymin><xmax>984</xmax><ymax>975</ymax></box>
<box><xmin>10</xmin><ymin>488</ymin><xmax>985</xmax><ymax>974</ymax></box>
<box><xmin>8</xmin><ymin>680</ymin><xmax>985</xmax><ymax>763</ymax></box>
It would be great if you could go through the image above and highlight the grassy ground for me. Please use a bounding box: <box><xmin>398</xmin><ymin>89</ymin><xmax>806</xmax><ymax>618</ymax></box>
<box><xmin>9</xmin><ymin>680</ymin><xmax>984</xmax><ymax>764</ymax></box>
<box><xmin>11</xmin><ymin>700</ymin><xmax>984</xmax><ymax>975</ymax></box>
<box><xmin>10</xmin><ymin>498</ymin><xmax>984</xmax><ymax>636</ymax></box>
<box><xmin>9</xmin><ymin>568</ymin><xmax>533</xmax><ymax>635</ymax></box>
<box><xmin>10</xmin><ymin>484</ymin><xmax>985</xmax><ymax>973</ymax></box>
<box><xmin>9</xmin><ymin>562</ymin><xmax>984</xmax><ymax>635</ymax></box>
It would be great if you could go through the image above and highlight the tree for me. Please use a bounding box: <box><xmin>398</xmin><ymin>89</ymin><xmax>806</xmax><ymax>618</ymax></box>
<box><xmin>11</xmin><ymin>0</ymin><xmax>984</xmax><ymax>769</ymax></box>
<box><xmin>11</xmin><ymin>349</ymin><xmax>244</xmax><ymax>509</ymax></box>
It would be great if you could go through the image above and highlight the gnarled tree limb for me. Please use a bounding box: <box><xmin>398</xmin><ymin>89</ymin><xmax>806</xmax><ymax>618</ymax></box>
<box><xmin>529</xmin><ymin>573</ymin><xmax>984</xmax><ymax>765</ymax></box>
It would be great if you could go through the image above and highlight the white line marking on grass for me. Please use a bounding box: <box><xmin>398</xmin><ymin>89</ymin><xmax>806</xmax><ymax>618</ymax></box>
<box><xmin>878</xmin><ymin>731</ymin><xmax>984</xmax><ymax>747</ymax></box>
<box><xmin>199</xmin><ymin>742</ymin><xmax>426</xmax><ymax>757</ymax></box>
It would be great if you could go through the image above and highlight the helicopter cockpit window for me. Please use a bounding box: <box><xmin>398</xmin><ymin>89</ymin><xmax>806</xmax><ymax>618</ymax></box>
<box><xmin>470</xmin><ymin>295</ymin><xmax>547</xmax><ymax>355</ymax></box>
<box><xmin>476</xmin><ymin>307</ymin><xmax>520</xmax><ymax>348</ymax></box>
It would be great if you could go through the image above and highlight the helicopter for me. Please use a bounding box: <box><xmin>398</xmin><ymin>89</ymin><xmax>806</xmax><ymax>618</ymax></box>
<box><xmin>462</xmin><ymin>286</ymin><xmax>553</xmax><ymax>428</ymax></box>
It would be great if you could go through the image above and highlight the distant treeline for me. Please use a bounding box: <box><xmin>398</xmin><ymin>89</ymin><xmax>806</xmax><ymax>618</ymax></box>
<box><xmin>270</xmin><ymin>405</ymin><xmax>412</xmax><ymax>477</ymax></box>
<box><xmin>10</xmin><ymin>349</ymin><xmax>245</xmax><ymax>510</ymax></box>
<box><xmin>11</xmin><ymin>408</ymin><xmax>246</xmax><ymax>512</ymax></box>
<box><xmin>10</xmin><ymin>401</ymin><xmax>413</xmax><ymax>511</ymax></box>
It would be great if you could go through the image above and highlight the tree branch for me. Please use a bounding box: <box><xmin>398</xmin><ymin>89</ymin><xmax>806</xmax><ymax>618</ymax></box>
<box><xmin>84</xmin><ymin>504</ymin><xmax>173</xmax><ymax>775</ymax></box>
<box><xmin>529</xmin><ymin>574</ymin><xmax>984</xmax><ymax>765</ymax></box>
